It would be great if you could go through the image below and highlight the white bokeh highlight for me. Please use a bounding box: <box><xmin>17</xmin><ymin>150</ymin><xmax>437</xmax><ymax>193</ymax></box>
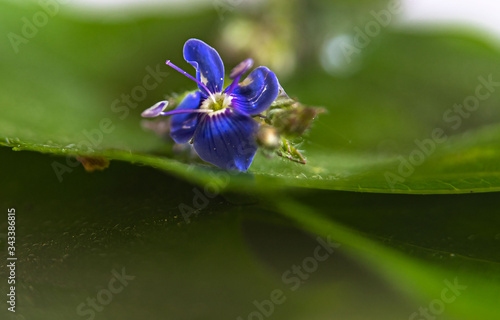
<box><xmin>400</xmin><ymin>0</ymin><xmax>500</xmax><ymax>38</ymax></box>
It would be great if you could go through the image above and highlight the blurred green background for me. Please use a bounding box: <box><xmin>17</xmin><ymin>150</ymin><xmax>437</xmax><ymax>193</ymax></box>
<box><xmin>1</xmin><ymin>0</ymin><xmax>500</xmax><ymax>319</ymax></box>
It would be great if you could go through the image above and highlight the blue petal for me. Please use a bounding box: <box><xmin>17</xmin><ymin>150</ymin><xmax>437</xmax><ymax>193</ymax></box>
<box><xmin>183</xmin><ymin>39</ymin><xmax>224</xmax><ymax>96</ymax></box>
<box><xmin>229</xmin><ymin>66</ymin><xmax>279</xmax><ymax>115</ymax></box>
<box><xmin>170</xmin><ymin>91</ymin><xmax>203</xmax><ymax>144</ymax></box>
<box><xmin>193</xmin><ymin>108</ymin><xmax>258</xmax><ymax>171</ymax></box>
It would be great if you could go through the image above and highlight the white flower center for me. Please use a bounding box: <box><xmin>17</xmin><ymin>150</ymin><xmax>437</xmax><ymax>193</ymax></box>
<box><xmin>200</xmin><ymin>92</ymin><xmax>232</xmax><ymax>112</ymax></box>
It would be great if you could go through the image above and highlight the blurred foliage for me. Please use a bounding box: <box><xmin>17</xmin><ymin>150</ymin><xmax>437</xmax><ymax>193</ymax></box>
<box><xmin>1</xmin><ymin>0</ymin><xmax>500</xmax><ymax>319</ymax></box>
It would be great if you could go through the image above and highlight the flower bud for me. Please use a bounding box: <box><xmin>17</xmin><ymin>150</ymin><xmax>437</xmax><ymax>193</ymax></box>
<box><xmin>271</xmin><ymin>102</ymin><xmax>324</xmax><ymax>138</ymax></box>
<box><xmin>256</xmin><ymin>125</ymin><xmax>281</xmax><ymax>150</ymax></box>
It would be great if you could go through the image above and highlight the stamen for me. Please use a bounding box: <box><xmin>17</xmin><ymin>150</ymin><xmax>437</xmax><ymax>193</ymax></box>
<box><xmin>225</xmin><ymin>76</ymin><xmax>241</xmax><ymax>96</ymax></box>
<box><xmin>165</xmin><ymin>60</ymin><xmax>215</xmax><ymax>102</ymax></box>
<box><xmin>141</xmin><ymin>101</ymin><xmax>169</xmax><ymax>118</ymax></box>
<box><xmin>160</xmin><ymin>109</ymin><xmax>213</xmax><ymax>116</ymax></box>
<box><xmin>229</xmin><ymin>59</ymin><xmax>253</xmax><ymax>79</ymax></box>
<box><xmin>225</xmin><ymin>58</ymin><xmax>253</xmax><ymax>95</ymax></box>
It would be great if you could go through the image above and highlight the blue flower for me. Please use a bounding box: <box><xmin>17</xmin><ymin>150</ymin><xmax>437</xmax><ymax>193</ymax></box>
<box><xmin>142</xmin><ymin>38</ymin><xmax>279</xmax><ymax>171</ymax></box>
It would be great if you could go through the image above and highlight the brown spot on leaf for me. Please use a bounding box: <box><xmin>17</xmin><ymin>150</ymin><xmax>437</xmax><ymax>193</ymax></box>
<box><xmin>77</xmin><ymin>156</ymin><xmax>110</xmax><ymax>172</ymax></box>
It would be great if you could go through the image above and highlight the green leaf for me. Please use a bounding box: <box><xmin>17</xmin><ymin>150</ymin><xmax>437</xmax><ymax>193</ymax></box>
<box><xmin>2</xmin><ymin>3</ymin><xmax>499</xmax><ymax>319</ymax></box>
<box><xmin>3</xmin><ymin>147</ymin><xmax>498</xmax><ymax>319</ymax></box>
<box><xmin>0</xmin><ymin>148</ymin><xmax>420</xmax><ymax>320</ymax></box>
<box><xmin>273</xmin><ymin>191</ymin><xmax>500</xmax><ymax>319</ymax></box>
<box><xmin>2</xmin><ymin>4</ymin><xmax>500</xmax><ymax>195</ymax></box>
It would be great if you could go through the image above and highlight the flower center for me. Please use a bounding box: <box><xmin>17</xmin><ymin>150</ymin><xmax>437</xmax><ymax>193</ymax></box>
<box><xmin>201</xmin><ymin>92</ymin><xmax>232</xmax><ymax>112</ymax></box>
